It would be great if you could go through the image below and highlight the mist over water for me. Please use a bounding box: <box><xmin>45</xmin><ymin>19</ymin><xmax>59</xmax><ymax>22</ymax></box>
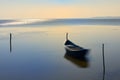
<box><xmin>0</xmin><ymin>18</ymin><xmax>120</xmax><ymax>27</ymax></box>
<box><xmin>0</xmin><ymin>20</ymin><xmax>120</xmax><ymax>80</ymax></box>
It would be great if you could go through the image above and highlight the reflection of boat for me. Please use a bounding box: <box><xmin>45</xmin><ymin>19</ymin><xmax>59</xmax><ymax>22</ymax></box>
<box><xmin>64</xmin><ymin>53</ymin><xmax>89</xmax><ymax>68</ymax></box>
<box><xmin>64</xmin><ymin>33</ymin><xmax>89</xmax><ymax>58</ymax></box>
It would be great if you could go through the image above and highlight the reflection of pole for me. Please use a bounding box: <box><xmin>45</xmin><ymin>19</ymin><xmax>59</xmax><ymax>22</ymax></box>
<box><xmin>102</xmin><ymin>44</ymin><xmax>105</xmax><ymax>80</ymax></box>
<box><xmin>10</xmin><ymin>33</ymin><xmax>12</xmax><ymax>53</ymax></box>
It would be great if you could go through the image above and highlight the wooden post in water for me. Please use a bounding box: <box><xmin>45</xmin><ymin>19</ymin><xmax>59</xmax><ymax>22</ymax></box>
<box><xmin>10</xmin><ymin>33</ymin><xmax>12</xmax><ymax>53</ymax></box>
<box><xmin>102</xmin><ymin>44</ymin><xmax>105</xmax><ymax>80</ymax></box>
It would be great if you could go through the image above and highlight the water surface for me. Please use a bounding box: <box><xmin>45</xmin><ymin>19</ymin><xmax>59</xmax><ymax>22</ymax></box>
<box><xmin>0</xmin><ymin>25</ymin><xmax>120</xmax><ymax>80</ymax></box>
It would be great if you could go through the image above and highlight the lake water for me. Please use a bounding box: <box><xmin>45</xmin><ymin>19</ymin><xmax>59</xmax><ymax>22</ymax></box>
<box><xmin>0</xmin><ymin>23</ymin><xmax>120</xmax><ymax>80</ymax></box>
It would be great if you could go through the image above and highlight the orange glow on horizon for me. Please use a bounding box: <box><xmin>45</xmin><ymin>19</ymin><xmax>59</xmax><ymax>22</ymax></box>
<box><xmin>0</xmin><ymin>5</ymin><xmax>120</xmax><ymax>19</ymax></box>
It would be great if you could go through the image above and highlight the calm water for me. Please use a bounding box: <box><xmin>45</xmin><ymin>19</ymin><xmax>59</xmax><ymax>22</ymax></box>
<box><xmin>0</xmin><ymin>25</ymin><xmax>120</xmax><ymax>80</ymax></box>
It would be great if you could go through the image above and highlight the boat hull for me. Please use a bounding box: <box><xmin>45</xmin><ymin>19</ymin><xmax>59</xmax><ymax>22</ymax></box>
<box><xmin>65</xmin><ymin>47</ymin><xmax>89</xmax><ymax>58</ymax></box>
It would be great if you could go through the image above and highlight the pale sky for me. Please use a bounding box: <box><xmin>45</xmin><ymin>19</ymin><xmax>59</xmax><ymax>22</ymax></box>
<box><xmin>0</xmin><ymin>0</ymin><xmax>120</xmax><ymax>19</ymax></box>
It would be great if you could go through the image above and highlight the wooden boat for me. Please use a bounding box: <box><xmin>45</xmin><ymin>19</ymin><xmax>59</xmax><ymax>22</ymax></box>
<box><xmin>64</xmin><ymin>33</ymin><xmax>89</xmax><ymax>58</ymax></box>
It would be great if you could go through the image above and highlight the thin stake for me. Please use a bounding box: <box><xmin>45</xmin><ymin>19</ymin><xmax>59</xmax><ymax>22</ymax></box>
<box><xmin>102</xmin><ymin>44</ymin><xmax>105</xmax><ymax>80</ymax></box>
<box><xmin>10</xmin><ymin>33</ymin><xmax>12</xmax><ymax>53</ymax></box>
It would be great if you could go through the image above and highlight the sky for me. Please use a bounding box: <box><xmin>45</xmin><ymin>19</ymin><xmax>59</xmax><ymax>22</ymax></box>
<box><xmin>0</xmin><ymin>0</ymin><xmax>120</xmax><ymax>19</ymax></box>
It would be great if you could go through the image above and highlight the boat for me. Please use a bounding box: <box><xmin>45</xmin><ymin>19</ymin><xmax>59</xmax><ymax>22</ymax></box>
<box><xmin>64</xmin><ymin>33</ymin><xmax>89</xmax><ymax>58</ymax></box>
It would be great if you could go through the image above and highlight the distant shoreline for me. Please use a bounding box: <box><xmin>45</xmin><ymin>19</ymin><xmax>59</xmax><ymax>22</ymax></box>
<box><xmin>0</xmin><ymin>18</ymin><xmax>120</xmax><ymax>27</ymax></box>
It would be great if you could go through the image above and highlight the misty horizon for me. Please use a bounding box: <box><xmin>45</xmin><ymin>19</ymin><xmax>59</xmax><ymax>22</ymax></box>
<box><xmin>0</xmin><ymin>17</ymin><xmax>120</xmax><ymax>27</ymax></box>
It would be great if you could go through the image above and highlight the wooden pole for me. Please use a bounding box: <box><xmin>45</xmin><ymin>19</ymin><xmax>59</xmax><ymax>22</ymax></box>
<box><xmin>10</xmin><ymin>33</ymin><xmax>12</xmax><ymax>53</ymax></box>
<box><xmin>102</xmin><ymin>44</ymin><xmax>105</xmax><ymax>80</ymax></box>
